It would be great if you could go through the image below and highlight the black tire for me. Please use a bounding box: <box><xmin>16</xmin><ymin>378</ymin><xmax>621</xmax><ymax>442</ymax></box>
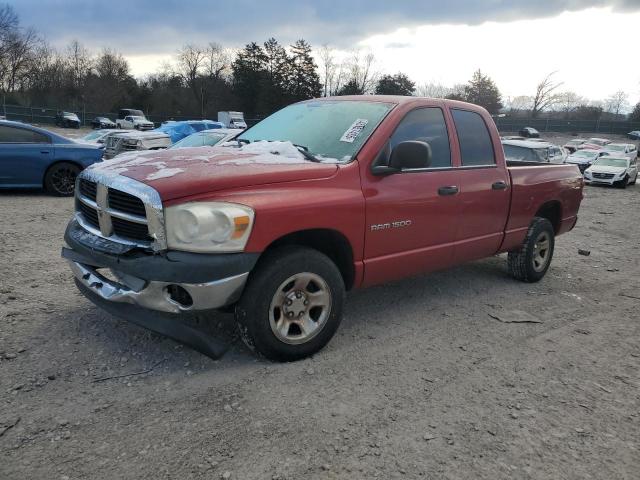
<box><xmin>616</xmin><ymin>175</ymin><xmax>629</xmax><ymax>189</ymax></box>
<box><xmin>508</xmin><ymin>217</ymin><xmax>555</xmax><ymax>283</ymax></box>
<box><xmin>235</xmin><ymin>246</ymin><xmax>345</xmax><ymax>362</ymax></box>
<box><xmin>44</xmin><ymin>162</ymin><xmax>80</xmax><ymax>196</ymax></box>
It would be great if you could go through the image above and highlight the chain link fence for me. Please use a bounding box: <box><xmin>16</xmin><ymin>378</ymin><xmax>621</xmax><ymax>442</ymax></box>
<box><xmin>495</xmin><ymin>117</ymin><xmax>640</xmax><ymax>135</ymax></box>
<box><xmin>1</xmin><ymin>103</ymin><xmax>265</xmax><ymax>128</ymax></box>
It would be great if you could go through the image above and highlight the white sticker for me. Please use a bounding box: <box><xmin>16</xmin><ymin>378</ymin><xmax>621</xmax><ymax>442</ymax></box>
<box><xmin>340</xmin><ymin>119</ymin><xmax>369</xmax><ymax>143</ymax></box>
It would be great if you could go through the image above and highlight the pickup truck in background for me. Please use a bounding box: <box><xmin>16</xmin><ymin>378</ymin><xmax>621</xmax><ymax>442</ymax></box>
<box><xmin>62</xmin><ymin>96</ymin><xmax>583</xmax><ymax>361</ymax></box>
<box><xmin>115</xmin><ymin>109</ymin><xmax>154</xmax><ymax>130</ymax></box>
<box><xmin>103</xmin><ymin>130</ymin><xmax>171</xmax><ymax>159</ymax></box>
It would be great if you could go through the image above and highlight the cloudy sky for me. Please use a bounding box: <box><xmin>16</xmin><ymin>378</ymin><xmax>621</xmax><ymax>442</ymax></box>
<box><xmin>13</xmin><ymin>0</ymin><xmax>640</xmax><ymax>106</ymax></box>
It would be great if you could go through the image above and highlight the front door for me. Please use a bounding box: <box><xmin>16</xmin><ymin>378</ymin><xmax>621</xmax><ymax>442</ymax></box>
<box><xmin>361</xmin><ymin>107</ymin><xmax>461</xmax><ymax>287</ymax></box>
<box><xmin>0</xmin><ymin>125</ymin><xmax>53</xmax><ymax>187</ymax></box>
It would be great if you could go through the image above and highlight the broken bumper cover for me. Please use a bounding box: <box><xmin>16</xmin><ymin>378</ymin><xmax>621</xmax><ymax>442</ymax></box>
<box><xmin>62</xmin><ymin>219</ymin><xmax>259</xmax><ymax>314</ymax></box>
<box><xmin>66</xmin><ymin>260</ymin><xmax>248</xmax><ymax>313</ymax></box>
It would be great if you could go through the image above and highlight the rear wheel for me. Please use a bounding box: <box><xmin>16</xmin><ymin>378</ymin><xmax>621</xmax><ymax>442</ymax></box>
<box><xmin>508</xmin><ymin>217</ymin><xmax>555</xmax><ymax>283</ymax></box>
<box><xmin>235</xmin><ymin>247</ymin><xmax>345</xmax><ymax>362</ymax></box>
<box><xmin>44</xmin><ymin>162</ymin><xmax>80</xmax><ymax>196</ymax></box>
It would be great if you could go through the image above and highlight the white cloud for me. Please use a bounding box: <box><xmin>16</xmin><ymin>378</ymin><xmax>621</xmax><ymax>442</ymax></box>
<box><xmin>356</xmin><ymin>7</ymin><xmax>640</xmax><ymax>105</ymax></box>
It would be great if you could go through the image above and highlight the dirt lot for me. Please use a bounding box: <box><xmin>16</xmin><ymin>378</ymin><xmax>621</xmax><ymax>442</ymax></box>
<box><xmin>1</xmin><ymin>138</ymin><xmax>639</xmax><ymax>479</ymax></box>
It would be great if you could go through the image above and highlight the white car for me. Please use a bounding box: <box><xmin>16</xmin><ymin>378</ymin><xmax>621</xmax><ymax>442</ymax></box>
<box><xmin>584</xmin><ymin>156</ymin><xmax>638</xmax><ymax>188</ymax></box>
<box><xmin>169</xmin><ymin>128</ymin><xmax>242</xmax><ymax>149</ymax></box>
<box><xmin>104</xmin><ymin>130</ymin><xmax>171</xmax><ymax>159</ymax></box>
<box><xmin>77</xmin><ymin>129</ymin><xmax>120</xmax><ymax>148</ymax></box>
<box><xmin>601</xmin><ymin>143</ymin><xmax>637</xmax><ymax>161</ymax></box>
<box><xmin>565</xmin><ymin>149</ymin><xmax>608</xmax><ymax>173</ymax></box>
<box><xmin>502</xmin><ymin>139</ymin><xmax>567</xmax><ymax>164</ymax></box>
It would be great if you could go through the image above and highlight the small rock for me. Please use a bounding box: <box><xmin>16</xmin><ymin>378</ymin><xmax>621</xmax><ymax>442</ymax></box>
<box><xmin>47</xmin><ymin>374</ymin><xmax>56</xmax><ymax>381</ymax></box>
<box><xmin>578</xmin><ymin>249</ymin><xmax>591</xmax><ymax>256</ymax></box>
<box><xmin>306</xmin><ymin>368</ymin><xmax>315</xmax><ymax>375</ymax></box>
<box><xmin>510</xmin><ymin>412</ymin><xmax>519</xmax><ymax>419</ymax></box>
<box><xmin>223</xmin><ymin>404</ymin><xmax>233</xmax><ymax>412</ymax></box>
<box><xmin>423</xmin><ymin>433</ymin><xmax>436</xmax><ymax>441</ymax></box>
<box><xmin>4</xmin><ymin>353</ymin><xmax>16</xmax><ymax>360</ymax></box>
<box><xmin>447</xmin><ymin>439</ymin><xmax>454</xmax><ymax>445</ymax></box>
<box><xmin>58</xmin><ymin>419</ymin><xmax>69</xmax><ymax>426</ymax></box>
<box><xmin>221</xmin><ymin>471</ymin><xmax>231</xmax><ymax>480</ymax></box>
<box><xmin>321</xmin><ymin>464</ymin><xmax>330</xmax><ymax>471</ymax></box>
<box><xmin>17</xmin><ymin>347</ymin><xmax>26</xmax><ymax>353</ymax></box>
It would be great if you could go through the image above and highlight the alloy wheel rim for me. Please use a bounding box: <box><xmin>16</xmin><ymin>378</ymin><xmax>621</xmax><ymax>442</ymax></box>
<box><xmin>51</xmin><ymin>168</ymin><xmax>76</xmax><ymax>195</ymax></box>
<box><xmin>532</xmin><ymin>231</ymin><xmax>551</xmax><ymax>272</ymax></box>
<box><xmin>269</xmin><ymin>272</ymin><xmax>332</xmax><ymax>345</ymax></box>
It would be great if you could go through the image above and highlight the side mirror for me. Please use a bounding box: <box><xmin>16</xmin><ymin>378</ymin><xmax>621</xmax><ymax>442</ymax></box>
<box><xmin>390</xmin><ymin>140</ymin><xmax>432</xmax><ymax>170</ymax></box>
<box><xmin>371</xmin><ymin>141</ymin><xmax>432</xmax><ymax>175</ymax></box>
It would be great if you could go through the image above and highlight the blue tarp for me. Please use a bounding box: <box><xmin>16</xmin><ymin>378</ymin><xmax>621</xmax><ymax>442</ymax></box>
<box><xmin>155</xmin><ymin>120</ymin><xmax>223</xmax><ymax>143</ymax></box>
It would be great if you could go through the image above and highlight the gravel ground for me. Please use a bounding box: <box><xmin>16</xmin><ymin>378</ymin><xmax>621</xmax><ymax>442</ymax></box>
<box><xmin>1</xmin><ymin>137</ymin><xmax>639</xmax><ymax>479</ymax></box>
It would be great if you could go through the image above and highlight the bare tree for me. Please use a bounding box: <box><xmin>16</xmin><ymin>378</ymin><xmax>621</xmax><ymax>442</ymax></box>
<box><xmin>505</xmin><ymin>95</ymin><xmax>533</xmax><ymax>112</ymax></box>
<box><xmin>203</xmin><ymin>42</ymin><xmax>231</xmax><ymax>81</ymax></box>
<box><xmin>318</xmin><ymin>44</ymin><xmax>337</xmax><ymax>97</ymax></box>
<box><xmin>604</xmin><ymin>90</ymin><xmax>629</xmax><ymax>115</ymax></box>
<box><xmin>415</xmin><ymin>82</ymin><xmax>452</xmax><ymax>98</ymax></box>
<box><xmin>531</xmin><ymin>72</ymin><xmax>563</xmax><ymax>118</ymax></box>
<box><xmin>345</xmin><ymin>50</ymin><xmax>378</xmax><ymax>94</ymax></box>
<box><xmin>554</xmin><ymin>91</ymin><xmax>585</xmax><ymax>113</ymax></box>
<box><xmin>2</xmin><ymin>27</ymin><xmax>39</xmax><ymax>92</ymax></box>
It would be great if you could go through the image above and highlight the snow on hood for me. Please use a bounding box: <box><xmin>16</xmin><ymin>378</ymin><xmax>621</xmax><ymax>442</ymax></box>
<box><xmin>86</xmin><ymin>141</ymin><xmax>340</xmax><ymax>201</ymax></box>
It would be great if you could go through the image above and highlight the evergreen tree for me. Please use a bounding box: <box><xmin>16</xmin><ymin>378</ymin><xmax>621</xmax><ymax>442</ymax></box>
<box><xmin>260</xmin><ymin>37</ymin><xmax>290</xmax><ymax>112</ymax></box>
<box><xmin>288</xmin><ymin>39</ymin><xmax>321</xmax><ymax>101</ymax></box>
<box><xmin>335</xmin><ymin>79</ymin><xmax>364</xmax><ymax>96</ymax></box>
<box><xmin>375</xmin><ymin>73</ymin><xmax>415</xmax><ymax>96</ymax></box>
<box><xmin>461</xmin><ymin>70</ymin><xmax>503</xmax><ymax>114</ymax></box>
<box><xmin>232</xmin><ymin>42</ymin><xmax>268</xmax><ymax>114</ymax></box>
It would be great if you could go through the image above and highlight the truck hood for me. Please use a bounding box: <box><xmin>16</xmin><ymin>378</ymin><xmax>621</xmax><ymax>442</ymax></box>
<box><xmin>90</xmin><ymin>143</ymin><xmax>339</xmax><ymax>201</ymax></box>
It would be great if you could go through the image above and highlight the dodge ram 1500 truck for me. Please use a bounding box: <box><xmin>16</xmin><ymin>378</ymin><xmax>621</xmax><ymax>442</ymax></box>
<box><xmin>62</xmin><ymin>96</ymin><xmax>583</xmax><ymax>361</ymax></box>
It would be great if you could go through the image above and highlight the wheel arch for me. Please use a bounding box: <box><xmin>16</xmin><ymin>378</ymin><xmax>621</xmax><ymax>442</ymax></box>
<box><xmin>534</xmin><ymin>200</ymin><xmax>562</xmax><ymax>233</ymax></box>
<box><xmin>261</xmin><ymin>228</ymin><xmax>356</xmax><ymax>290</ymax></box>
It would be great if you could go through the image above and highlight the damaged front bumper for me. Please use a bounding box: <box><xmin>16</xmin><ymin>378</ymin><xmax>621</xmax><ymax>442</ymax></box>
<box><xmin>62</xmin><ymin>219</ymin><xmax>259</xmax><ymax>314</ymax></box>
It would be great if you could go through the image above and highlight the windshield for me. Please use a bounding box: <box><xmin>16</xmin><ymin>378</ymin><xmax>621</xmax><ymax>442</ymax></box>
<box><xmin>593</xmin><ymin>158</ymin><xmax>628</xmax><ymax>168</ymax></box>
<box><xmin>131</xmin><ymin>116</ymin><xmax>146</xmax><ymax>121</ymax></box>
<box><xmin>605</xmin><ymin>145</ymin><xmax>625</xmax><ymax>151</ymax></box>
<box><xmin>567</xmin><ymin>139</ymin><xmax>584</xmax><ymax>145</ymax></box>
<box><xmin>171</xmin><ymin>132</ymin><xmax>228</xmax><ymax>148</ymax></box>
<box><xmin>570</xmin><ymin>150</ymin><xmax>596</xmax><ymax>159</ymax></box>
<box><xmin>237</xmin><ymin>100</ymin><xmax>394</xmax><ymax>162</ymax></box>
<box><xmin>81</xmin><ymin>131</ymin><xmax>103</xmax><ymax>141</ymax></box>
<box><xmin>503</xmin><ymin>144</ymin><xmax>548</xmax><ymax>162</ymax></box>
<box><xmin>588</xmin><ymin>138</ymin><xmax>607</xmax><ymax>146</ymax></box>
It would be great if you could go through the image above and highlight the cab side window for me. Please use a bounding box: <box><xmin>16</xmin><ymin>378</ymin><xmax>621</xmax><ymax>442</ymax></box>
<box><xmin>389</xmin><ymin>108</ymin><xmax>451</xmax><ymax>168</ymax></box>
<box><xmin>0</xmin><ymin>126</ymin><xmax>50</xmax><ymax>143</ymax></box>
<box><xmin>451</xmin><ymin>109</ymin><xmax>496</xmax><ymax>166</ymax></box>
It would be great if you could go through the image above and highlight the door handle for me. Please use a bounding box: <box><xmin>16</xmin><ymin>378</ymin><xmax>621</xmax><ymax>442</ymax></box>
<box><xmin>438</xmin><ymin>185</ymin><xmax>459</xmax><ymax>196</ymax></box>
<box><xmin>40</xmin><ymin>150</ymin><xmax>50</xmax><ymax>154</ymax></box>
<box><xmin>492</xmin><ymin>181</ymin><xmax>507</xmax><ymax>190</ymax></box>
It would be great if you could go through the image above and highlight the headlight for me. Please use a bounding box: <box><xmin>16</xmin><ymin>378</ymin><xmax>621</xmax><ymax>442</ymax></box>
<box><xmin>165</xmin><ymin>202</ymin><xmax>254</xmax><ymax>253</ymax></box>
<box><xmin>584</xmin><ymin>170</ymin><xmax>591</xmax><ymax>177</ymax></box>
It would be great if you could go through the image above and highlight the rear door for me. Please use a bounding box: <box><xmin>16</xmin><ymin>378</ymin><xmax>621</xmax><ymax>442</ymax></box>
<box><xmin>0</xmin><ymin>125</ymin><xmax>53</xmax><ymax>187</ymax></box>
<box><xmin>361</xmin><ymin>106</ymin><xmax>462</xmax><ymax>286</ymax></box>
<box><xmin>448</xmin><ymin>108</ymin><xmax>511</xmax><ymax>263</ymax></box>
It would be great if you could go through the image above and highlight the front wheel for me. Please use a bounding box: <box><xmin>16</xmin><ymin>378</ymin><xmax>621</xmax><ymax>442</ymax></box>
<box><xmin>235</xmin><ymin>247</ymin><xmax>345</xmax><ymax>362</ymax></box>
<box><xmin>44</xmin><ymin>162</ymin><xmax>80</xmax><ymax>196</ymax></box>
<box><xmin>615</xmin><ymin>175</ymin><xmax>629</xmax><ymax>188</ymax></box>
<box><xmin>508</xmin><ymin>217</ymin><xmax>555</xmax><ymax>283</ymax></box>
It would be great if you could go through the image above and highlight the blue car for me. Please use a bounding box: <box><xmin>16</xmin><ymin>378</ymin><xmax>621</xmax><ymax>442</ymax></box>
<box><xmin>0</xmin><ymin>120</ymin><xmax>103</xmax><ymax>196</ymax></box>
<box><xmin>155</xmin><ymin>120</ymin><xmax>223</xmax><ymax>143</ymax></box>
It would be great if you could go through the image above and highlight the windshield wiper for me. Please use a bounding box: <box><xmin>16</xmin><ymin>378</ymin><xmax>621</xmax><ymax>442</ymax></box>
<box><xmin>293</xmin><ymin>144</ymin><xmax>321</xmax><ymax>163</ymax></box>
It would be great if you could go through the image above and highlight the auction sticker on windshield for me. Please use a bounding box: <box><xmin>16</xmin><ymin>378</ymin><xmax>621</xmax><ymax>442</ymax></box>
<box><xmin>340</xmin><ymin>119</ymin><xmax>369</xmax><ymax>143</ymax></box>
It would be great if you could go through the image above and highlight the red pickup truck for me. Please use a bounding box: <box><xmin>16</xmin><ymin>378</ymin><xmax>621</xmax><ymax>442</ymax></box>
<box><xmin>62</xmin><ymin>96</ymin><xmax>583</xmax><ymax>361</ymax></box>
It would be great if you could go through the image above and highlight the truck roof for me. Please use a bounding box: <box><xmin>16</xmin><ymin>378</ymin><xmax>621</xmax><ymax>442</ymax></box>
<box><xmin>502</xmin><ymin>139</ymin><xmax>554</xmax><ymax>149</ymax></box>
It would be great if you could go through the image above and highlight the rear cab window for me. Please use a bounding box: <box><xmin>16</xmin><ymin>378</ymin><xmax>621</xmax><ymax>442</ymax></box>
<box><xmin>451</xmin><ymin>109</ymin><xmax>496</xmax><ymax>167</ymax></box>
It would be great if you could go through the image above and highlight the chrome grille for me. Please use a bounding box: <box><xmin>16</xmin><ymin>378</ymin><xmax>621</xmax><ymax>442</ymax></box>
<box><xmin>593</xmin><ymin>172</ymin><xmax>614</xmax><ymax>179</ymax></box>
<box><xmin>74</xmin><ymin>170</ymin><xmax>166</xmax><ymax>251</ymax></box>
